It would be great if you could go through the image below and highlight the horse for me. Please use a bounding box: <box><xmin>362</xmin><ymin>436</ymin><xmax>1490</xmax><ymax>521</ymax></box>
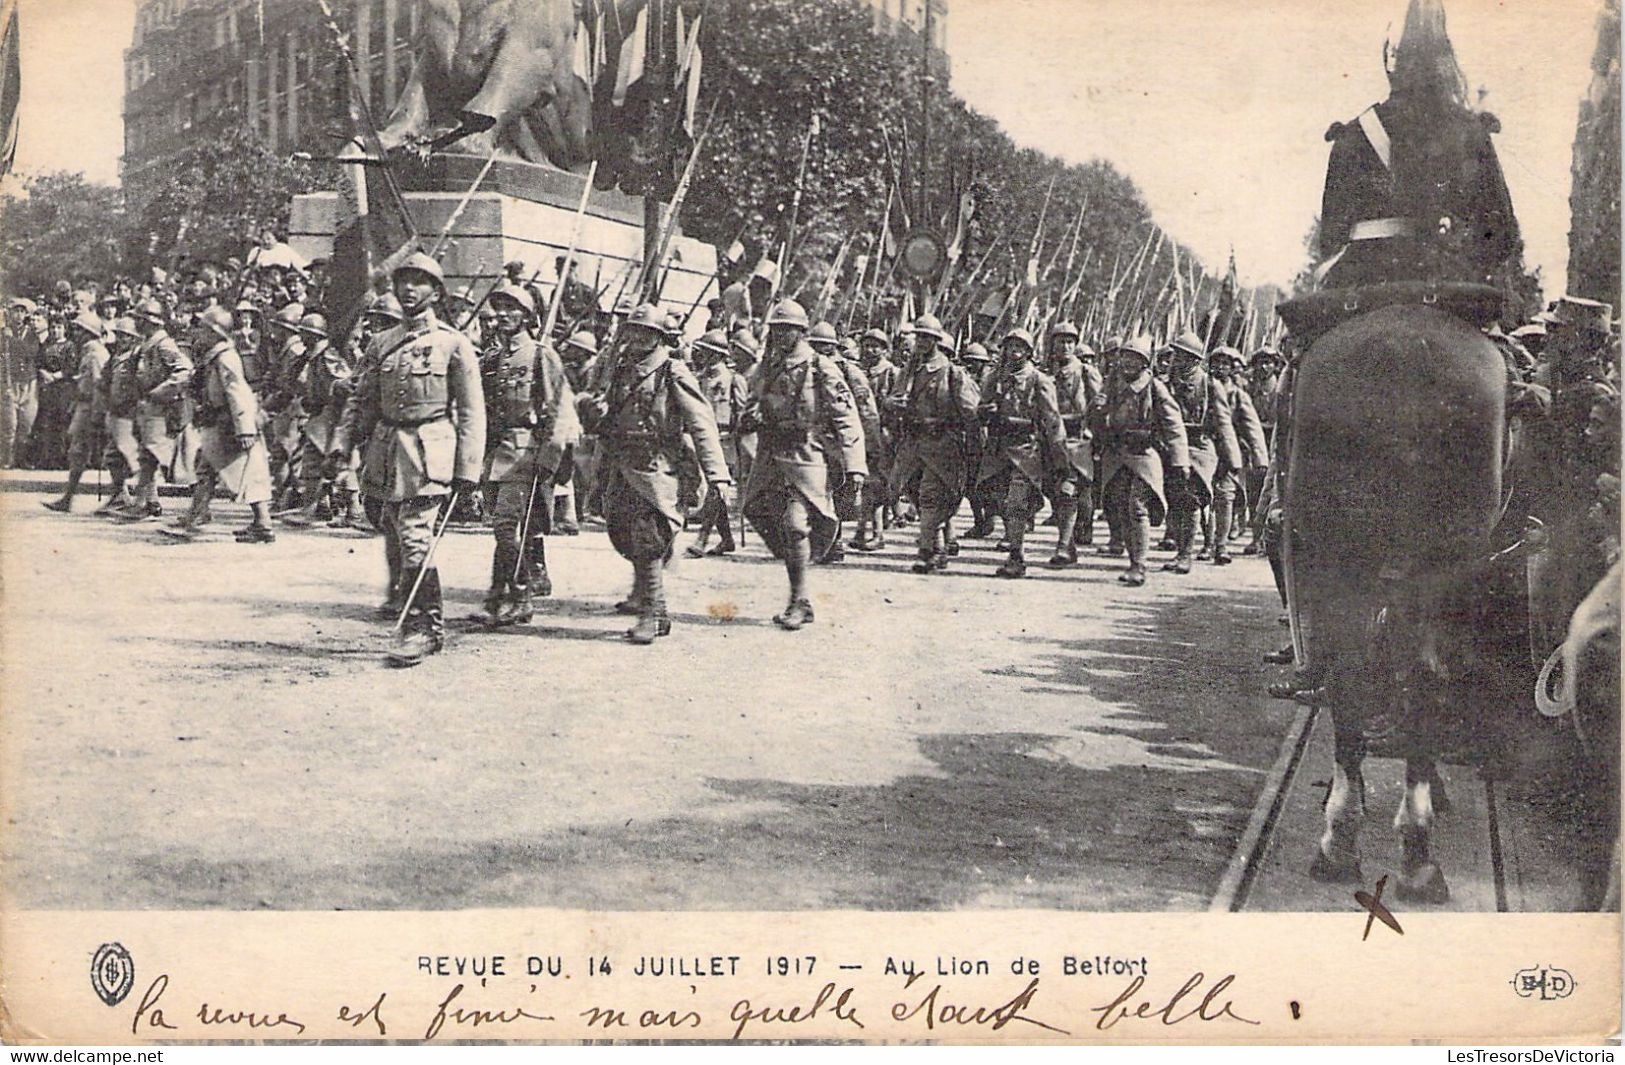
<box><xmin>1279</xmin><ymin>286</ymin><xmax>1510</xmax><ymax>903</ymax></box>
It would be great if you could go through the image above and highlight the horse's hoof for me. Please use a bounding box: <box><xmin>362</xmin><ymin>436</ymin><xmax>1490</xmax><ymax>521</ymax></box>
<box><xmin>1396</xmin><ymin>863</ymin><xmax>1450</xmax><ymax>904</ymax></box>
<box><xmin>1308</xmin><ymin>850</ymin><xmax>1363</xmax><ymax>884</ymax></box>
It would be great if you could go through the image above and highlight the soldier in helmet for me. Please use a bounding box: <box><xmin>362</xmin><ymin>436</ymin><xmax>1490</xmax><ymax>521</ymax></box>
<box><xmin>739</xmin><ymin>299</ymin><xmax>866</xmax><ymax>628</ymax></box>
<box><xmin>883</xmin><ymin>314</ymin><xmax>979</xmax><ymax>573</ymax></box>
<box><xmin>1043</xmin><ymin>320</ymin><xmax>1103</xmax><ymax>566</ymax></box>
<box><xmin>556</xmin><ymin>328</ymin><xmax>600</xmax><ymax>534</ymax></box>
<box><xmin>264</xmin><ymin>301</ymin><xmax>308</xmax><ymax>511</ymax></box>
<box><xmin>477</xmin><ymin>283</ymin><xmax>578</xmax><ymax>625</ymax></box>
<box><xmin>1095</xmin><ymin>335</ymin><xmax>1189</xmax><ymax>586</ymax></box>
<box><xmin>973</xmin><ymin>328</ymin><xmax>1065</xmax><ymax>578</ymax></box>
<box><xmin>234</xmin><ymin>300</ymin><xmax>268</xmax><ymax>396</ymax></box>
<box><xmin>1243</xmin><ymin>346</ymin><xmax>1286</xmax><ymax>553</ymax></box>
<box><xmin>807</xmin><ymin>320</ymin><xmax>881</xmax><ymax>564</ymax></box>
<box><xmin>160</xmin><ymin>305</ymin><xmax>277</xmax><ymax>542</ymax></box>
<box><xmin>281</xmin><ymin>313</ymin><xmax>356</xmax><ymax>527</ymax></box>
<box><xmin>114</xmin><ymin>299</ymin><xmax>193</xmax><ymax>522</ymax></box>
<box><xmin>685</xmin><ymin>328</ymin><xmax>746</xmax><ymax>558</ymax></box>
<box><xmin>578</xmin><ymin>303</ymin><xmax>733</xmax><ymax>644</ymax></box>
<box><xmin>1159</xmin><ymin>331</ymin><xmax>1240</xmax><ymax>574</ymax></box>
<box><xmin>849</xmin><ymin>326</ymin><xmax>899</xmax><ymax>549</ymax></box>
<box><xmin>43</xmin><ymin>311</ymin><xmax>110</xmax><ymax>512</ymax></box>
<box><xmin>330</xmin><ymin>252</ymin><xmax>487</xmax><ymax>666</ymax></box>
<box><xmin>1207</xmin><ymin>346</ymin><xmax>1270</xmax><ymax>564</ymax></box>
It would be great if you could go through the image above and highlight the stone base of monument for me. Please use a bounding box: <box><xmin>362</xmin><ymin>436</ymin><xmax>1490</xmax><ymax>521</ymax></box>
<box><xmin>288</xmin><ymin>156</ymin><xmax>716</xmax><ymax>335</ymax></box>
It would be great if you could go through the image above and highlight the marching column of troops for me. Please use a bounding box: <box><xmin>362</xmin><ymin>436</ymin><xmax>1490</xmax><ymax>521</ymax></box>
<box><xmin>19</xmin><ymin>243</ymin><xmax>1591</xmax><ymax>672</ymax></box>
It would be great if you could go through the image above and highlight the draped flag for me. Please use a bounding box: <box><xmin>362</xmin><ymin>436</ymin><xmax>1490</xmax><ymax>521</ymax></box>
<box><xmin>0</xmin><ymin>0</ymin><xmax>18</xmax><ymax>178</ymax></box>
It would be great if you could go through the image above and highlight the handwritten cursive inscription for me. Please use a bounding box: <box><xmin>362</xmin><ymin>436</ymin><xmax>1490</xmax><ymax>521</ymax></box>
<box><xmin>729</xmin><ymin>981</ymin><xmax>865</xmax><ymax>1040</ymax></box>
<box><xmin>1090</xmin><ymin>972</ymin><xmax>1261</xmax><ymax>1030</ymax></box>
<box><xmin>891</xmin><ymin>974</ymin><xmax>1070</xmax><ymax>1035</ymax></box>
<box><xmin>422</xmin><ymin>982</ymin><xmax>555</xmax><ymax>1040</ymax></box>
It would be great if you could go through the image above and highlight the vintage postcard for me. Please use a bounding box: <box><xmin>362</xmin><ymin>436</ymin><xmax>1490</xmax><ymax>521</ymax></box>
<box><xmin>0</xmin><ymin>0</ymin><xmax>1619</xmax><ymax>1045</ymax></box>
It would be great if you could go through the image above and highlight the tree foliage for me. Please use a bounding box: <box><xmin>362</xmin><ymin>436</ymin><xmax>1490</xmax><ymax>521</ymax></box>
<box><xmin>130</xmin><ymin>119</ymin><xmax>324</xmax><ymax>269</ymax></box>
<box><xmin>0</xmin><ymin>172</ymin><xmax>130</xmax><ymax>296</ymax></box>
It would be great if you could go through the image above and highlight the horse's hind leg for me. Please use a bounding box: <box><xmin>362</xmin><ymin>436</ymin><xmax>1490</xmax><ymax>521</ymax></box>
<box><xmin>1310</xmin><ymin>711</ymin><xmax>1366</xmax><ymax>883</ymax></box>
<box><xmin>1395</xmin><ymin>758</ymin><xmax>1450</xmax><ymax>903</ymax></box>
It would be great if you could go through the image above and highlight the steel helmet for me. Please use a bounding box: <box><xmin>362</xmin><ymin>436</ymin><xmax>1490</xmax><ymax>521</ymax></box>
<box><xmin>861</xmin><ymin>327</ymin><xmax>890</xmax><ymax>346</ymax></box>
<box><xmin>961</xmin><ymin>341</ymin><xmax>991</xmax><ymax>364</ymax></box>
<box><xmin>1111</xmin><ymin>334</ymin><xmax>1154</xmax><ymax>362</ymax></box>
<box><xmin>197</xmin><ymin>305</ymin><xmax>235</xmax><ymax>341</ymax></box>
<box><xmin>563</xmin><ymin>330</ymin><xmax>600</xmax><ymax>356</ymax></box>
<box><xmin>392</xmin><ymin>251</ymin><xmax>446</xmax><ymax>290</ymax></box>
<box><xmin>1001</xmin><ymin>327</ymin><xmax>1035</xmax><ymax>352</ymax></box>
<box><xmin>694</xmin><ymin>329</ymin><xmax>730</xmax><ymax>355</ymax></box>
<box><xmin>296</xmin><ymin>312</ymin><xmax>329</xmax><ymax>338</ymax></box>
<box><xmin>271</xmin><ymin>302</ymin><xmax>305</xmax><ymax>329</ymax></box>
<box><xmin>488</xmin><ymin>283</ymin><xmax>536</xmax><ymax>317</ymax></box>
<box><xmin>912</xmin><ymin>314</ymin><xmax>948</xmax><ymax>342</ymax></box>
<box><xmin>366</xmin><ymin>292</ymin><xmax>404</xmax><ymax>323</ymax></box>
<box><xmin>624</xmin><ymin>302</ymin><xmax>670</xmax><ymax>333</ymax></box>
<box><xmin>729</xmin><ymin>329</ymin><xmax>761</xmax><ymax>356</ymax></box>
<box><xmin>766</xmin><ymin>299</ymin><xmax>809</xmax><ymax>330</ymax></box>
<box><xmin>807</xmin><ymin>321</ymin><xmax>838</xmax><ymax>347</ymax></box>
<box><xmin>1209</xmin><ymin>345</ymin><xmax>1243</xmax><ymax>365</ymax></box>
<box><xmin>1077</xmin><ymin>341</ymin><xmax>1097</xmax><ymax>359</ymax></box>
<box><xmin>938</xmin><ymin>332</ymin><xmax>958</xmax><ymax>356</ymax></box>
<box><xmin>1049</xmin><ymin>320</ymin><xmax>1080</xmax><ymax>340</ymax></box>
<box><xmin>1170</xmin><ymin>330</ymin><xmax>1206</xmax><ymax>359</ymax></box>
<box><xmin>840</xmin><ymin>337</ymin><xmax>859</xmax><ymax>358</ymax></box>
<box><xmin>69</xmin><ymin>310</ymin><xmax>103</xmax><ymax>337</ymax></box>
<box><xmin>132</xmin><ymin>299</ymin><xmax>167</xmax><ymax>325</ymax></box>
<box><xmin>110</xmin><ymin>316</ymin><xmax>141</xmax><ymax>341</ymax></box>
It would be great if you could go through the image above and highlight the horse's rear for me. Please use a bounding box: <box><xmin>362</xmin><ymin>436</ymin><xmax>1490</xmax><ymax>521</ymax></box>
<box><xmin>1282</xmin><ymin>300</ymin><xmax>1508</xmax><ymax>900</ymax></box>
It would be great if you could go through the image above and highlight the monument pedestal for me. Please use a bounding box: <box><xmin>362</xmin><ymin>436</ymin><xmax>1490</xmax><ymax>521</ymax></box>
<box><xmin>288</xmin><ymin>157</ymin><xmax>716</xmax><ymax>334</ymax></box>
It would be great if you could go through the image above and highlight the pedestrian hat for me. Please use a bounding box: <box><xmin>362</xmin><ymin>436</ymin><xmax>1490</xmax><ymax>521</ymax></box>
<box><xmin>69</xmin><ymin>310</ymin><xmax>103</xmax><ymax>337</ymax></box>
<box><xmin>110</xmin><ymin>317</ymin><xmax>141</xmax><ymax>341</ymax></box>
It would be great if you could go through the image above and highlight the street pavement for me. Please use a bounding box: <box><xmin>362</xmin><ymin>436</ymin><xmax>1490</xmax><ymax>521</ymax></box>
<box><xmin>0</xmin><ymin>477</ymin><xmax>1382</xmax><ymax>911</ymax></box>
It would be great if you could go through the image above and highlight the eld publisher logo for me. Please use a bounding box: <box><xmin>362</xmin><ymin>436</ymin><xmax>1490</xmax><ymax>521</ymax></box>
<box><xmin>1512</xmin><ymin>965</ymin><xmax>1575</xmax><ymax>1000</ymax></box>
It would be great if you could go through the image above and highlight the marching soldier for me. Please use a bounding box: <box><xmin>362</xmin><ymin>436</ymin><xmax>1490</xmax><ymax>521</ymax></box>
<box><xmin>1207</xmin><ymin>346</ymin><xmax>1270</xmax><ymax>564</ymax></box>
<box><xmin>97</xmin><ymin>317</ymin><xmax>144</xmax><ymax>515</ymax></box>
<box><xmin>43</xmin><ymin>311</ymin><xmax>110</xmax><ymax>513</ymax></box>
<box><xmin>329</xmin><ymin>252</ymin><xmax>487</xmax><ymax>667</ymax></box>
<box><xmin>739</xmin><ymin>299</ymin><xmax>866</xmax><ymax>630</ymax></box>
<box><xmin>885</xmin><ymin>315</ymin><xmax>979</xmax><ymax>573</ymax></box>
<box><xmin>852</xmin><ymin>327</ymin><xmax>899</xmax><ymax>550</ymax></box>
<box><xmin>1162</xmin><ymin>331</ymin><xmax>1242</xmax><ymax>574</ymax></box>
<box><xmin>578</xmin><ymin>304</ymin><xmax>734</xmax><ymax>644</ymax></box>
<box><xmin>116</xmin><ymin>299</ymin><xmax>193</xmax><ymax>522</ymax></box>
<box><xmin>282</xmin><ymin>313</ymin><xmax>354</xmax><ymax>527</ymax></box>
<box><xmin>1095</xmin><ymin>335</ymin><xmax>1189</xmax><ymax>586</ymax></box>
<box><xmin>1243</xmin><ymin>346</ymin><xmax>1285</xmax><ymax>552</ymax></box>
<box><xmin>808</xmin><ymin>320</ymin><xmax>882</xmax><ymax>564</ymax></box>
<box><xmin>1044</xmin><ymin>321</ymin><xmax>1102</xmax><ymax>566</ymax></box>
<box><xmin>161</xmin><ymin>306</ymin><xmax>276</xmax><ymax>543</ymax></box>
<box><xmin>478</xmin><ymin>284</ymin><xmax>578</xmax><ymax>626</ymax></box>
<box><xmin>686</xmin><ymin>329</ymin><xmax>747</xmax><ymax>558</ymax></box>
<box><xmin>957</xmin><ymin>340</ymin><xmax>997</xmax><ymax>539</ymax></box>
<box><xmin>975</xmin><ymin>327</ymin><xmax>1065</xmax><ymax>578</ymax></box>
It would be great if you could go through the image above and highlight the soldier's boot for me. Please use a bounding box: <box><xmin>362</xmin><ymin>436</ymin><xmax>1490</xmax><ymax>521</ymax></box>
<box><xmin>1120</xmin><ymin>513</ymin><xmax>1150</xmax><ymax>586</ymax></box>
<box><xmin>773</xmin><ymin>535</ymin><xmax>814</xmax><ymax>630</ymax></box>
<box><xmin>281</xmin><ymin>496</ymin><xmax>323</xmax><ymax>527</ymax></box>
<box><xmin>997</xmin><ymin>519</ymin><xmax>1028</xmax><ymax>578</ymax></box>
<box><xmin>501</xmin><ymin>583</ymin><xmax>535</xmax><ymax>626</ymax></box>
<box><xmin>160</xmin><ymin>478</ymin><xmax>215</xmax><ymax>539</ymax></box>
<box><xmin>912</xmin><ymin>512</ymin><xmax>940</xmax><ymax>573</ymax></box>
<box><xmin>1164</xmin><ymin>509</ymin><xmax>1195</xmax><ymax>573</ymax></box>
<box><xmin>45</xmin><ymin>463</ymin><xmax>88</xmax><ymax>511</ymax></box>
<box><xmin>313</xmin><ymin>484</ymin><xmax>334</xmax><ymax>522</ymax></box>
<box><xmin>1048</xmin><ymin>498</ymin><xmax>1079</xmax><ymax>568</ymax></box>
<box><xmin>526</xmin><ymin>536</ymin><xmax>551</xmax><ymax>597</ymax></box>
<box><xmin>481</xmin><ymin>544</ymin><xmax>512</xmax><ymax>624</ymax></box>
<box><xmin>615</xmin><ymin>565</ymin><xmax>648</xmax><ymax>616</ymax></box>
<box><xmin>95</xmin><ymin>479</ymin><xmax>132</xmax><ymax>515</ymax></box>
<box><xmin>626</xmin><ymin>562</ymin><xmax>671</xmax><ymax>644</ymax></box>
<box><xmin>329</xmin><ymin>488</ymin><xmax>363</xmax><ymax>528</ymax></box>
<box><xmin>1211</xmin><ymin>496</ymin><xmax>1235</xmax><ymax>565</ymax></box>
<box><xmin>375</xmin><ymin>536</ymin><xmax>405</xmax><ymax>618</ymax></box>
<box><xmin>713</xmin><ymin>502</ymin><xmax>737</xmax><ymax>554</ymax></box>
<box><xmin>1195</xmin><ymin>507</ymin><xmax>1214</xmax><ymax>560</ymax></box>
<box><xmin>911</xmin><ymin>547</ymin><xmax>936</xmax><ymax>574</ymax></box>
<box><xmin>942</xmin><ymin>519</ymin><xmax>960</xmax><ymax>557</ymax></box>
<box><xmin>389</xmin><ymin>568</ymin><xmax>445</xmax><ymax>666</ymax></box>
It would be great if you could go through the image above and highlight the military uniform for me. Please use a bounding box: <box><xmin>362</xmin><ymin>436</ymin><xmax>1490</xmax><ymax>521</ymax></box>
<box><xmin>587</xmin><ymin>317</ymin><xmax>731</xmax><ymax>641</ymax></box>
<box><xmin>481</xmin><ymin>330</ymin><xmax>578</xmax><ymax>621</ymax></box>
<box><xmin>265</xmin><ymin>324</ymin><xmax>309</xmax><ymax>505</ymax></box>
<box><xmin>126</xmin><ymin>325</ymin><xmax>193</xmax><ymax>515</ymax></box>
<box><xmin>1047</xmin><ymin>351</ymin><xmax>1103</xmax><ymax>561</ymax></box>
<box><xmin>1208</xmin><ymin>352</ymin><xmax>1271</xmax><ymax>564</ymax></box>
<box><xmin>189</xmin><ymin>337</ymin><xmax>273</xmax><ymax>504</ymax></box>
<box><xmin>685</xmin><ymin>342</ymin><xmax>748</xmax><ymax>556</ymax></box>
<box><xmin>975</xmin><ymin>355</ymin><xmax>1065</xmax><ymax>577</ymax></box>
<box><xmin>64</xmin><ymin>333</ymin><xmax>110</xmax><ymax>471</ymax></box>
<box><xmin>887</xmin><ymin>344</ymin><xmax>979</xmax><ymax>571</ymax></box>
<box><xmin>742</xmin><ymin>339</ymin><xmax>868</xmax><ymax>563</ymax></box>
<box><xmin>101</xmin><ymin>329</ymin><xmax>144</xmax><ymax>499</ymax></box>
<box><xmin>288</xmin><ymin>332</ymin><xmax>354</xmax><ymax>520</ymax></box>
<box><xmin>1163</xmin><ymin>361</ymin><xmax>1242</xmax><ymax>570</ymax></box>
<box><xmin>1096</xmin><ymin>343</ymin><xmax>1190</xmax><ymax>584</ymax></box>
<box><xmin>333</xmin><ymin>306</ymin><xmax>486</xmax><ymax>645</ymax></box>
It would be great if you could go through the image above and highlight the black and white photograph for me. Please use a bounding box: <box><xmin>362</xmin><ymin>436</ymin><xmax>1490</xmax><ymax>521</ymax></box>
<box><xmin>0</xmin><ymin>0</ymin><xmax>1619</xmax><ymax>1044</ymax></box>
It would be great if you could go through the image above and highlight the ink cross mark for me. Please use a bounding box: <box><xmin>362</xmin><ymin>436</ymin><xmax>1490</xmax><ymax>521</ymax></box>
<box><xmin>1354</xmin><ymin>875</ymin><xmax>1403</xmax><ymax>940</ymax></box>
